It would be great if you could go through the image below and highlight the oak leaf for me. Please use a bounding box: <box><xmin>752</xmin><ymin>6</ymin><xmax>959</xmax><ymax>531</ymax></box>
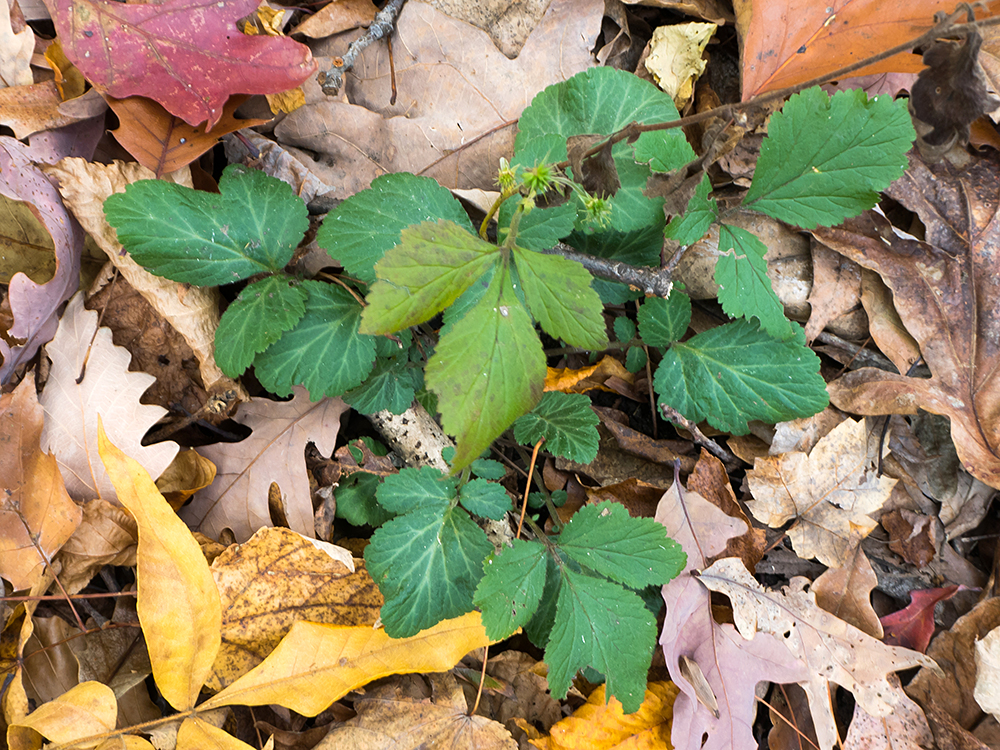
<box><xmin>44</xmin><ymin>0</ymin><xmax>316</xmax><ymax>130</ymax></box>
<box><xmin>181</xmin><ymin>388</ymin><xmax>348</xmax><ymax>542</ymax></box>
<box><xmin>746</xmin><ymin>418</ymin><xmax>896</xmax><ymax>568</ymax></box>
<box><xmin>818</xmin><ymin>150</ymin><xmax>1000</xmax><ymax>489</ymax></box>
<box><xmin>39</xmin><ymin>294</ymin><xmax>178</xmax><ymax>503</ymax></box>
<box><xmin>695</xmin><ymin>557</ymin><xmax>939</xmax><ymax>750</ymax></box>
<box><xmin>811</xmin><ymin>545</ymin><xmax>883</xmax><ymax>638</ymax></box>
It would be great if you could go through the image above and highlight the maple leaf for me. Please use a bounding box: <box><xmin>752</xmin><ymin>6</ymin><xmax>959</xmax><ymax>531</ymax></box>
<box><xmin>817</xmin><ymin>150</ymin><xmax>1000</xmax><ymax>489</ymax></box>
<box><xmin>0</xmin><ymin>373</ymin><xmax>82</xmax><ymax>591</ymax></box>
<box><xmin>45</xmin><ymin>0</ymin><xmax>316</xmax><ymax>130</ymax></box>
<box><xmin>745</xmin><ymin>418</ymin><xmax>896</xmax><ymax>568</ymax></box>
<box><xmin>180</xmin><ymin>388</ymin><xmax>348</xmax><ymax>542</ymax></box>
<box><xmin>38</xmin><ymin>293</ymin><xmax>178</xmax><ymax>503</ymax></box>
<box><xmin>696</xmin><ymin>557</ymin><xmax>939</xmax><ymax>750</ymax></box>
<box><xmin>655</xmin><ymin>480</ymin><xmax>808</xmax><ymax>750</ymax></box>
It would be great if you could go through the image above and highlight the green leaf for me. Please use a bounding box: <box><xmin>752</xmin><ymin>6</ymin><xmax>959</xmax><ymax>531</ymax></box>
<box><xmin>458</xmin><ymin>479</ymin><xmax>512</xmax><ymax>520</ymax></box>
<box><xmin>499</xmin><ymin>200</ymin><xmax>577</xmax><ymax>252</ymax></box>
<box><xmin>632</xmin><ymin>127</ymin><xmax>697</xmax><ymax>172</ymax></box>
<box><xmin>342</xmin><ymin>357</ymin><xmax>418</xmax><ymax>415</ymax></box>
<box><xmin>104</xmin><ymin>165</ymin><xmax>308</xmax><ymax>285</ymax></box>
<box><xmin>546</xmin><ymin>569</ymin><xmax>656</xmax><ymax>713</ymax></box>
<box><xmin>665</xmin><ymin>175</ymin><xmax>717</xmax><ymax>245</ymax></box>
<box><xmin>625</xmin><ymin>346</ymin><xmax>647</xmax><ymax>373</ymax></box>
<box><xmin>637</xmin><ymin>292</ymin><xmax>691</xmax><ymax>347</ymax></box>
<box><xmin>254</xmin><ymin>281</ymin><xmax>375</xmax><ymax>400</ymax></box>
<box><xmin>317</xmin><ymin>173</ymin><xmax>474</xmax><ymax>284</ymax></box>
<box><xmin>516</xmin><ymin>68</ymin><xmax>681</xmax><ymax>233</ymax></box>
<box><xmin>565</xmin><ymin>224</ymin><xmax>662</xmax><ymax>305</ymax></box>
<box><xmin>741</xmin><ymin>87</ymin><xmax>915</xmax><ymax>228</ymax></box>
<box><xmin>470</xmin><ymin>459</ymin><xmax>506</xmax><ymax>481</ymax></box>
<box><xmin>365</xmin><ymin>506</ymin><xmax>493</xmax><ymax>637</ymax></box>
<box><xmin>335</xmin><ymin>474</ymin><xmax>394</xmax><ymax>528</ymax></box>
<box><xmin>556</xmin><ymin>502</ymin><xmax>686</xmax><ymax>586</ymax></box>
<box><xmin>613</xmin><ymin>317</ymin><xmax>636</xmax><ymax>343</ymax></box>
<box><xmin>360</xmin><ymin>220</ymin><xmax>501</xmax><ymax>335</ymax></box>
<box><xmin>653</xmin><ymin>319</ymin><xmax>829</xmax><ymax>434</ymax></box>
<box><xmin>426</xmin><ymin>265</ymin><xmax>546</xmax><ymax>470</ymax></box>
<box><xmin>474</xmin><ymin>539</ymin><xmax>548</xmax><ymax>640</ymax></box>
<box><xmin>214</xmin><ymin>276</ymin><xmax>307</xmax><ymax>377</ymax></box>
<box><xmin>715</xmin><ymin>224</ymin><xmax>793</xmax><ymax>340</ymax></box>
<box><xmin>513</xmin><ymin>391</ymin><xmax>599</xmax><ymax>463</ymax></box>
<box><xmin>376</xmin><ymin>466</ymin><xmax>455</xmax><ymax>514</ymax></box>
<box><xmin>512</xmin><ymin>247</ymin><xmax>608</xmax><ymax>350</ymax></box>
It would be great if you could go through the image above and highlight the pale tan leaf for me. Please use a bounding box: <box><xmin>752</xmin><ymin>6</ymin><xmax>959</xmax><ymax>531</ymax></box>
<box><xmin>7</xmin><ymin>681</ymin><xmax>116</xmax><ymax>750</ymax></box>
<box><xmin>746</xmin><ymin>418</ymin><xmax>895</xmax><ymax>567</ymax></box>
<box><xmin>696</xmin><ymin>557</ymin><xmax>938</xmax><ymax>750</ymax></box>
<box><xmin>975</xmin><ymin>626</ymin><xmax>1000</xmax><ymax>722</ymax></box>
<box><xmin>843</xmin><ymin>677</ymin><xmax>933</xmax><ymax>750</ymax></box>
<box><xmin>0</xmin><ymin>0</ymin><xmax>34</xmax><ymax>88</ymax></box>
<box><xmin>54</xmin><ymin>498</ymin><xmax>137</xmax><ymax>594</ymax></box>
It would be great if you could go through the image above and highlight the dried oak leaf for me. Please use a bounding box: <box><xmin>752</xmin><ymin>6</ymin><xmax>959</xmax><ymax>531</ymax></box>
<box><xmin>44</xmin><ymin>0</ymin><xmax>316</xmax><ymax>130</ymax></box>
<box><xmin>811</xmin><ymin>545</ymin><xmax>883</xmax><ymax>639</ymax></box>
<box><xmin>746</xmin><ymin>418</ymin><xmax>896</xmax><ymax>568</ymax></box>
<box><xmin>696</xmin><ymin>557</ymin><xmax>939</xmax><ymax>750</ymax></box>
<box><xmin>817</xmin><ymin>149</ymin><xmax>1000</xmax><ymax>490</ymax></box>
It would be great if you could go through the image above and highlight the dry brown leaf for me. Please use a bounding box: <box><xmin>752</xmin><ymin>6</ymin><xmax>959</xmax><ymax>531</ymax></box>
<box><xmin>696</xmin><ymin>557</ymin><xmax>939</xmax><ymax>750</ymax></box>
<box><xmin>804</xmin><ymin>240</ymin><xmax>863</xmax><ymax>344</ymax></box>
<box><xmin>976</xmin><ymin>626</ymin><xmax>1000</xmax><ymax>722</ymax></box>
<box><xmin>181</xmin><ymin>388</ymin><xmax>349</xmax><ymax>542</ymax></box>
<box><xmin>859</xmin><ymin>267</ymin><xmax>920</xmax><ymax>376</ymax></box>
<box><xmin>746</xmin><ymin>418</ymin><xmax>896</xmax><ymax>568</ymax></box>
<box><xmin>291</xmin><ymin>0</ymin><xmax>375</xmax><ymax>38</ymax></box>
<box><xmin>818</xmin><ymin>150</ymin><xmax>1000</xmax><ymax>489</ymax></box>
<box><xmin>811</xmin><ymin>545</ymin><xmax>882</xmax><ymax>638</ymax></box>
<box><xmin>53</xmin><ymin>498</ymin><xmax>137</xmax><ymax>594</ymax></box>
<box><xmin>39</xmin><ymin>294</ymin><xmax>178</xmax><ymax>503</ymax></box>
<box><xmin>276</xmin><ymin>0</ymin><xmax>602</xmax><ymax>198</ymax></box>
<box><xmin>206</xmin><ymin>526</ymin><xmax>381</xmax><ymax>690</ymax></box>
<box><xmin>462</xmin><ymin>650</ymin><xmax>561</xmax><ymax>743</ymax></box>
<box><xmin>0</xmin><ymin>372</ymin><xmax>82</xmax><ymax>591</ymax></box>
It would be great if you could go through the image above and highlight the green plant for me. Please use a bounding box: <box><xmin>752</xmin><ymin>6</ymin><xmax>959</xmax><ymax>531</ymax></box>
<box><xmin>103</xmin><ymin>66</ymin><xmax>915</xmax><ymax>712</ymax></box>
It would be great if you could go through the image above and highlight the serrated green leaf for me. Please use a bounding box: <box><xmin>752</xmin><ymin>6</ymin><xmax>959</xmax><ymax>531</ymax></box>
<box><xmin>653</xmin><ymin>319</ymin><xmax>829</xmax><ymax>434</ymax></box>
<box><xmin>459</xmin><ymin>479</ymin><xmax>512</xmax><ymax>520</ymax></box>
<box><xmin>525</xmin><ymin>553</ymin><xmax>562</xmax><ymax>647</ymax></box>
<box><xmin>546</xmin><ymin>569</ymin><xmax>656</xmax><ymax>713</ymax></box>
<box><xmin>365</xmin><ymin>507</ymin><xmax>493</xmax><ymax>637</ymax></box>
<box><xmin>254</xmin><ymin>281</ymin><xmax>375</xmax><ymax>400</ymax></box>
<box><xmin>470</xmin><ymin>459</ymin><xmax>506</xmax><ymax>481</ymax></box>
<box><xmin>632</xmin><ymin>127</ymin><xmax>697</xmax><ymax>172</ymax></box>
<box><xmin>426</xmin><ymin>265</ymin><xmax>546</xmax><ymax>470</ymax></box>
<box><xmin>613</xmin><ymin>317</ymin><xmax>636</xmax><ymax>343</ymax></box>
<box><xmin>499</xmin><ymin>200</ymin><xmax>577</xmax><ymax>252</ymax></box>
<box><xmin>317</xmin><ymin>173</ymin><xmax>474</xmax><ymax>284</ymax></box>
<box><xmin>637</xmin><ymin>292</ymin><xmax>691</xmax><ymax>347</ymax></box>
<box><xmin>741</xmin><ymin>87</ymin><xmax>915</xmax><ymax>228</ymax></box>
<box><xmin>556</xmin><ymin>502</ymin><xmax>686</xmax><ymax>586</ymax></box>
<box><xmin>626</xmin><ymin>347</ymin><xmax>647</xmax><ymax>374</ymax></box>
<box><xmin>565</xmin><ymin>224</ymin><xmax>663</xmax><ymax>305</ymax></box>
<box><xmin>516</xmin><ymin>68</ymin><xmax>681</xmax><ymax>233</ymax></box>
<box><xmin>665</xmin><ymin>174</ymin><xmax>717</xmax><ymax>245</ymax></box>
<box><xmin>342</xmin><ymin>357</ymin><xmax>418</xmax><ymax>415</ymax></box>
<box><xmin>214</xmin><ymin>276</ymin><xmax>307</xmax><ymax>377</ymax></box>
<box><xmin>376</xmin><ymin>466</ymin><xmax>455</xmax><ymax>514</ymax></box>
<box><xmin>104</xmin><ymin>165</ymin><xmax>308</xmax><ymax>285</ymax></box>
<box><xmin>512</xmin><ymin>391</ymin><xmax>599</xmax><ymax>463</ymax></box>
<box><xmin>512</xmin><ymin>247</ymin><xmax>607</xmax><ymax>350</ymax></box>
<box><xmin>474</xmin><ymin>539</ymin><xmax>548</xmax><ymax>640</ymax></box>
<box><xmin>715</xmin><ymin>224</ymin><xmax>793</xmax><ymax>340</ymax></box>
<box><xmin>360</xmin><ymin>220</ymin><xmax>500</xmax><ymax>335</ymax></box>
<box><xmin>335</xmin><ymin>474</ymin><xmax>393</xmax><ymax>528</ymax></box>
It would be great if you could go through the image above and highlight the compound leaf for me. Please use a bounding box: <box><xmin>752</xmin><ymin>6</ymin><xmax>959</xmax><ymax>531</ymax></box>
<box><xmin>360</xmin><ymin>220</ymin><xmax>500</xmax><ymax>335</ymax></box>
<box><xmin>653</xmin><ymin>319</ymin><xmax>829</xmax><ymax>434</ymax></box>
<box><xmin>426</xmin><ymin>265</ymin><xmax>546</xmax><ymax>470</ymax></box>
<box><xmin>104</xmin><ymin>164</ymin><xmax>308</xmax><ymax>284</ymax></box>
<box><xmin>556</xmin><ymin>502</ymin><xmax>686</xmax><ymax>587</ymax></box>
<box><xmin>474</xmin><ymin>539</ymin><xmax>549</xmax><ymax>640</ymax></box>
<box><xmin>741</xmin><ymin>87</ymin><xmax>915</xmax><ymax>228</ymax></box>
<box><xmin>637</xmin><ymin>292</ymin><xmax>691</xmax><ymax>347</ymax></box>
<box><xmin>254</xmin><ymin>280</ymin><xmax>375</xmax><ymax>400</ymax></box>
<box><xmin>458</xmin><ymin>479</ymin><xmax>512</xmax><ymax>520</ymax></box>
<box><xmin>317</xmin><ymin>173</ymin><xmax>474</xmax><ymax>284</ymax></box>
<box><xmin>512</xmin><ymin>391</ymin><xmax>599</xmax><ymax>463</ymax></box>
<box><xmin>365</xmin><ymin>506</ymin><xmax>492</xmax><ymax>637</ymax></box>
<box><xmin>214</xmin><ymin>276</ymin><xmax>307</xmax><ymax>377</ymax></box>
<box><xmin>512</xmin><ymin>247</ymin><xmax>607</xmax><ymax>349</ymax></box>
<box><xmin>715</xmin><ymin>224</ymin><xmax>793</xmax><ymax>340</ymax></box>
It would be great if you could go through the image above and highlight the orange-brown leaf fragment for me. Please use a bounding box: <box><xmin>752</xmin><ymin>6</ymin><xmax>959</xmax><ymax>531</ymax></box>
<box><xmin>0</xmin><ymin>372</ymin><xmax>82</xmax><ymax>591</ymax></box>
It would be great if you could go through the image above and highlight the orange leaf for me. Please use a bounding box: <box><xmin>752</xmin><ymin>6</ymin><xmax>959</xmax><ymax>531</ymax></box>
<box><xmin>98</xmin><ymin>420</ymin><xmax>221</xmax><ymax>711</ymax></box>
<box><xmin>202</xmin><ymin>612</ymin><xmax>492</xmax><ymax>716</ymax></box>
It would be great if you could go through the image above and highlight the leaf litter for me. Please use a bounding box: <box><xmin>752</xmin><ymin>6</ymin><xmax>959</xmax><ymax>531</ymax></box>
<box><xmin>3</xmin><ymin>1</ymin><xmax>1000</xmax><ymax>749</ymax></box>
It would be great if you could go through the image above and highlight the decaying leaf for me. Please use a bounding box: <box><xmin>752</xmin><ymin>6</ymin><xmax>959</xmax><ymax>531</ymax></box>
<box><xmin>696</xmin><ymin>557</ymin><xmax>939</xmax><ymax>750</ymax></box>
<box><xmin>811</xmin><ymin>545</ymin><xmax>882</xmax><ymax>638</ymax></box>
<box><xmin>746</xmin><ymin>418</ymin><xmax>896</xmax><ymax>568</ymax></box>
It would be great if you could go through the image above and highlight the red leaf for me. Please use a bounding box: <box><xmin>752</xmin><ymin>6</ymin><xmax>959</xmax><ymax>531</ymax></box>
<box><xmin>880</xmin><ymin>586</ymin><xmax>962</xmax><ymax>653</ymax></box>
<box><xmin>46</xmin><ymin>0</ymin><xmax>315</xmax><ymax>129</ymax></box>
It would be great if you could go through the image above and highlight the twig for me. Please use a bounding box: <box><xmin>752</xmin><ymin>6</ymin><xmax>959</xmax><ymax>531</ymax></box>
<box><xmin>548</xmin><ymin>242</ymin><xmax>675</xmax><ymax>298</ymax></box>
<box><xmin>659</xmin><ymin>403</ymin><xmax>740</xmax><ymax>470</ymax></box>
<box><xmin>319</xmin><ymin>0</ymin><xmax>407</xmax><ymax>96</ymax></box>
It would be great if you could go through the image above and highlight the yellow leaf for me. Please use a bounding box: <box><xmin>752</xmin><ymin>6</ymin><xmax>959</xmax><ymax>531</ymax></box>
<box><xmin>177</xmin><ymin>716</ymin><xmax>254</xmax><ymax>750</ymax></box>
<box><xmin>95</xmin><ymin>738</ymin><xmax>157</xmax><ymax>750</ymax></box>
<box><xmin>202</xmin><ymin>612</ymin><xmax>492</xmax><ymax>716</ymax></box>
<box><xmin>531</xmin><ymin>681</ymin><xmax>679</xmax><ymax>750</ymax></box>
<box><xmin>98</xmin><ymin>420</ymin><xmax>221</xmax><ymax>711</ymax></box>
<box><xmin>7</xmin><ymin>682</ymin><xmax>116</xmax><ymax>750</ymax></box>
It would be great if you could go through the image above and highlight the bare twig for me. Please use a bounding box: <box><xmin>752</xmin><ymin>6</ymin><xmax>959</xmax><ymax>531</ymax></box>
<box><xmin>319</xmin><ymin>0</ymin><xmax>407</xmax><ymax>96</ymax></box>
<box><xmin>547</xmin><ymin>242</ymin><xmax>675</xmax><ymax>298</ymax></box>
<box><xmin>659</xmin><ymin>403</ymin><xmax>740</xmax><ymax>470</ymax></box>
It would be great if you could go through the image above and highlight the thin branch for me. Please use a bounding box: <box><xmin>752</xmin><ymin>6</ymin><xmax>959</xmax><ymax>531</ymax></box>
<box><xmin>659</xmin><ymin>403</ymin><xmax>740</xmax><ymax>471</ymax></box>
<box><xmin>319</xmin><ymin>0</ymin><xmax>407</xmax><ymax>96</ymax></box>
<box><xmin>547</xmin><ymin>242</ymin><xmax>675</xmax><ymax>298</ymax></box>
